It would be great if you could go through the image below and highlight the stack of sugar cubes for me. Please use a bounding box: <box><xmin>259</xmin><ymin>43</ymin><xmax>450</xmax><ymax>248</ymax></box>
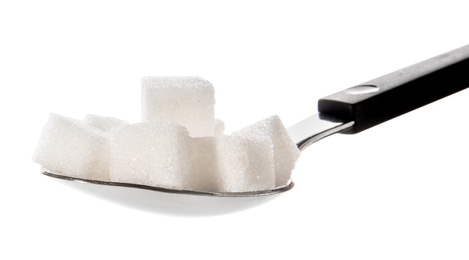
<box><xmin>33</xmin><ymin>77</ymin><xmax>300</xmax><ymax>192</ymax></box>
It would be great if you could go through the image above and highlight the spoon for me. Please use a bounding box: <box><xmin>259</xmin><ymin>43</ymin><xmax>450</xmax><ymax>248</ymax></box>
<box><xmin>42</xmin><ymin>44</ymin><xmax>469</xmax><ymax>197</ymax></box>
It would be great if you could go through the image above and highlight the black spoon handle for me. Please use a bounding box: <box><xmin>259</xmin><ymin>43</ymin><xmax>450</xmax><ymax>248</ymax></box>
<box><xmin>318</xmin><ymin>45</ymin><xmax>469</xmax><ymax>134</ymax></box>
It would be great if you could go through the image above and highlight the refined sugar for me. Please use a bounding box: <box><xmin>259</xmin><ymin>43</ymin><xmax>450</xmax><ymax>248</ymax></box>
<box><xmin>234</xmin><ymin>115</ymin><xmax>300</xmax><ymax>187</ymax></box>
<box><xmin>217</xmin><ymin>135</ymin><xmax>275</xmax><ymax>192</ymax></box>
<box><xmin>214</xmin><ymin>119</ymin><xmax>225</xmax><ymax>136</ymax></box>
<box><xmin>141</xmin><ymin>76</ymin><xmax>215</xmax><ymax>137</ymax></box>
<box><xmin>189</xmin><ymin>134</ymin><xmax>275</xmax><ymax>193</ymax></box>
<box><xmin>109</xmin><ymin>121</ymin><xmax>191</xmax><ymax>189</ymax></box>
<box><xmin>109</xmin><ymin>121</ymin><xmax>191</xmax><ymax>188</ymax></box>
<box><xmin>33</xmin><ymin>76</ymin><xmax>301</xmax><ymax>194</ymax></box>
<box><xmin>84</xmin><ymin>114</ymin><xmax>128</xmax><ymax>132</ymax></box>
<box><xmin>32</xmin><ymin>113</ymin><xmax>110</xmax><ymax>181</ymax></box>
<box><xmin>188</xmin><ymin>137</ymin><xmax>221</xmax><ymax>192</ymax></box>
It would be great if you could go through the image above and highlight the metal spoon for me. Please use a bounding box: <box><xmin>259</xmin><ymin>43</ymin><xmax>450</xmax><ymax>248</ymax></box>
<box><xmin>42</xmin><ymin>44</ymin><xmax>469</xmax><ymax>197</ymax></box>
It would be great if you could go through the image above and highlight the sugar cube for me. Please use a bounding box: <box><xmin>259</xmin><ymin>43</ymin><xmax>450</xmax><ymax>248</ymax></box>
<box><xmin>141</xmin><ymin>76</ymin><xmax>215</xmax><ymax>137</ymax></box>
<box><xmin>217</xmin><ymin>135</ymin><xmax>275</xmax><ymax>192</ymax></box>
<box><xmin>84</xmin><ymin>114</ymin><xmax>128</xmax><ymax>132</ymax></box>
<box><xmin>188</xmin><ymin>134</ymin><xmax>275</xmax><ymax>193</ymax></box>
<box><xmin>234</xmin><ymin>115</ymin><xmax>300</xmax><ymax>187</ymax></box>
<box><xmin>109</xmin><ymin>121</ymin><xmax>191</xmax><ymax>189</ymax></box>
<box><xmin>32</xmin><ymin>113</ymin><xmax>110</xmax><ymax>181</ymax></box>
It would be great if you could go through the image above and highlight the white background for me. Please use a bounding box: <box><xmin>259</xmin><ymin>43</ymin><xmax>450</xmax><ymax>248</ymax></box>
<box><xmin>1</xmin><ymin>1</ymin><xmax>469</xmax><ymax>259</ymax></box>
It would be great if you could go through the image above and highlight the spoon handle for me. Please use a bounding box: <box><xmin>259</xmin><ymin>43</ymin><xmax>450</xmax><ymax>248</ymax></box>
<box><xmin>318</xmin><ymin>44</ymin><xmax>469</xmax><ymax>134</ymax></box>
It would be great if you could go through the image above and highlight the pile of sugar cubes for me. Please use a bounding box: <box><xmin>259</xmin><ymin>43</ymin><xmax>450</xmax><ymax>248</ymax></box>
<box><xmin>33</xmin><ymin>77</ymin><xmax>301</xmax><ymax>192</ymax></box>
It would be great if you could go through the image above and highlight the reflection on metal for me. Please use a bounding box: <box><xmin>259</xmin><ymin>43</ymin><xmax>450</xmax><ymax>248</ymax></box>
<box><xmin>42</xmin><ymin>170</ymin><xmax>294</xmax><ymax>197</ymax></box>
<box><xmin>288</xmin><ymin>114</ymin><xmax>354</xmax><ymax>151</ymax></box>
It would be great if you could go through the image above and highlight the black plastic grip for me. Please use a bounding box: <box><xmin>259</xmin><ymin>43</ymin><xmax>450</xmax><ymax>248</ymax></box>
<box><xmin>318</xmin><ymin>45</ymin><xmax>469</xmax><ymax>134</ymax></box>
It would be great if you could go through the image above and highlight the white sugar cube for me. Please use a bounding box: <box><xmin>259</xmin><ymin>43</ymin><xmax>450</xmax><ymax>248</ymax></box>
<box><xmin>188</xmin><ymin>137</ymin><xmax>221</xmax><ymax>192</ymax></box>
<box><xmin>217</xmin><ymin>135</ymin><xmax>275</xmax><ymax>192</ymax></box>
<box><xmin>109</xmin><ymin>121</ymin><xmax>191</xmax><ymax>189</ymax></box>
<box><xmin>32</xmin><ymin>113</ymin><xmax>110</xmax><ymax>181</ymax></box>
<box><xmin>189</xmin><ymin>135</ymin><xmax>275</xmax><ymax>193</ymax></box>
<box><xmin>84</xmin><ymin>114</ymin><xmax>128</xmax><ymax>132</ymax></box>
<box><xmin>141</xmin><ymin>76</ymin><xmax>215</xmax><ymax>137</ymax></box>
<box><xmin>234</xmin><ymin>115</ymin><xmax>300</xmax><ymax>187</ymax></box>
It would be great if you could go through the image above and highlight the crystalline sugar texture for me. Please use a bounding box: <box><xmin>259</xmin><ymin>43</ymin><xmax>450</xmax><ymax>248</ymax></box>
<box><xmin>189</xmin><ymin>135</ymin><xmax>275</xmax><ymax>193</ymax></box>
<box><xmin>84</xmin><ymin>114</ymin><xmax>128</xmax><ymax>132</ymax></box>
<box><xmin>234</xmin><ymin>115</ymin><xmax>300</xmax><ymax>187</ymax></box>
<box><xmin>32</xmin><ymin>113</ymin><xmax>110</xmax><ymax>181</ymax></box>
<box><xmin>109</xmin><ymin>121</ymin><xmax>191</xmax><ymax>189</ymax></box>
<box><xmin>33</xmin><ymin>76</ymin><xmax>298</xmax><ymax>194</ymax></box>
<box><xmin>141</xmin><ymin>76</ymin><xmax>215</xmax><ymax>137</ymax></box>
<box><xmin>217</xmin><ymin>135</ymin><xmax>275</xmax><ymax>192</ymax></box>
